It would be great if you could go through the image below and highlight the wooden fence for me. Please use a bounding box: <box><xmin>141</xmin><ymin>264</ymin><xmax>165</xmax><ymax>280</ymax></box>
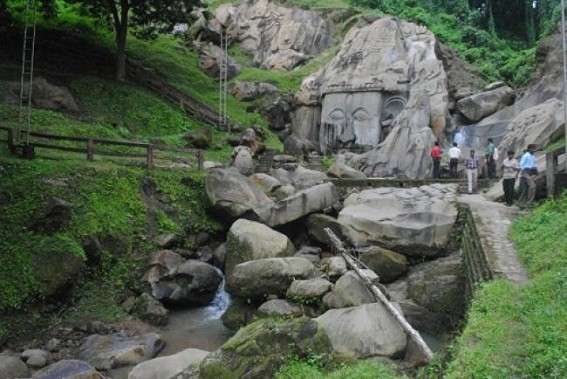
<box><xmin>0</xmin><ymin>126</ymin><xmax>204</xmax><ymax>170</ymax></box>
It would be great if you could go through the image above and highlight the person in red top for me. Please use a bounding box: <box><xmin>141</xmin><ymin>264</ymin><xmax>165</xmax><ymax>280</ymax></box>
<box><xmin>431</xmin><ymin>141</ymin><xmax>442</xmax><ymax>180</ymax></box>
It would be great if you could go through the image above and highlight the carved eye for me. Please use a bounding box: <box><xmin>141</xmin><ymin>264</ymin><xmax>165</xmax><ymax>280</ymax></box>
<box><xmin>329</xmin><ymin>109</ymin><xmax>346</xmax><ymax>121</ymax></box>
<box><xmin>353</xmin><ymin>109</ymin><xmax>370</xmax><ymax>122</ymax></box>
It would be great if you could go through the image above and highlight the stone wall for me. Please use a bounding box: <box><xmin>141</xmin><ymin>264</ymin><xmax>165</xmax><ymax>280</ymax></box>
<box><xmin>459</xmin><ymin>204</ymin><xmax>493</xmax><ymax>304</ymax></box>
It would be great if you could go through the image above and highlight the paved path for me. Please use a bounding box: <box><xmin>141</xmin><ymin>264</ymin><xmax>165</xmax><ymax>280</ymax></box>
<box><xmin>459</xmin><ymin>194</ymin><xmax>529</xmax><ymax>285</ymax></box>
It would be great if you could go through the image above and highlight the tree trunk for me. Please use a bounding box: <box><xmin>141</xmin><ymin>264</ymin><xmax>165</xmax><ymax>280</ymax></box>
<box><xmin>114</xmin><ymin>0</ymin><xmax>129</xmax><ymax>82</ymax></box>
<box><xmin>115</xmin><ymin>25</ymin><xmax>127</xmax><ymax>81</ymax></box>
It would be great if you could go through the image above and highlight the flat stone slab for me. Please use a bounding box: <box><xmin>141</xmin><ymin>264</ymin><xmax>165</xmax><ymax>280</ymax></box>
<box><xmin>459</xmin><ymin>194</ymin><xmax>529</xmax><ymax>284</ymax></box>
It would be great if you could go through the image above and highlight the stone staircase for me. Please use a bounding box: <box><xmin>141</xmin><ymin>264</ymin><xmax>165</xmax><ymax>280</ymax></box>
<box><xmin>307</xmin><ymin>153</ymin><xmax>325</xmax><ymax>172</ymax></box>
<box><xmin>256</xmin><ymin>149</ymin><xmax>279</xmax><ymax>173</ymax></box>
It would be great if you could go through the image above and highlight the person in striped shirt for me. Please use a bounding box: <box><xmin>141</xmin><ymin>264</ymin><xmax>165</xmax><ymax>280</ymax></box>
<box><xmin>464</xmin><ymin>149</ymin><xmax>480</xmax><ymax>194</ymax></box>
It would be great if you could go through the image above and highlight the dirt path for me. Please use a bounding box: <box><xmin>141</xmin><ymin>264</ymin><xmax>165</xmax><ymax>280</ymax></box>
<box><xmin>459</xmin><ymin>194</ymin><xmax>529</xmax><ymax>285</ymax></box>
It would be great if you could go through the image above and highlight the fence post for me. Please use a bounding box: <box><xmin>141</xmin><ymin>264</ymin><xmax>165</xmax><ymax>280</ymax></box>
<box><xmin>7</xmin><ymin>128</ymin><xmax>15</xmax><ymax>154</ymax></box>
<box><xmin>87</xmin><ymin>139</ymin><xmax>94</xmax><ymax>161</ymax></box>
<box><xmin>546</xmin><ymin>151</ymin><xmax>556</xmax><ymax>197</ymax></box>
<box><xmin>198</xmin><ymin>150</ymin><xmax>204</xmax><ymax>170</ymax></box>
<box><xmin>147</xmin><ymin>144</ymin><xmax>154</xmax><ymax>169</ymax></box>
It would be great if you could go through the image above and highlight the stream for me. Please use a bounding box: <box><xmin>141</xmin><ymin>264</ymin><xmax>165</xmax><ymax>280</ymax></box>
<box><xmin>110</xmin><ymin>269</ymin><xmax>232</xmax><ymax>379</ymax></box>
<box><xmin>158</xmin><ymin>270</ymin><xmax>232</xmax><ymax>356</ymax></box>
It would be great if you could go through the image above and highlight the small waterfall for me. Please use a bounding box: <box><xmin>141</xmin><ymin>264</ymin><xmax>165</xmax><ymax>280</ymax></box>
<box><xmin>156</xmin><ymin>266</ymin><xmax>232</xmax><ymax>356</ymax></box>
<box><xmin>453</xmin><ymin>124</ymin><xmax>475</xmax><ymax>148</ymax></box>
<box><xmin>204</xmin><ymin>267</ymin><xmax>231</xmax><ymax>320</ymax></box>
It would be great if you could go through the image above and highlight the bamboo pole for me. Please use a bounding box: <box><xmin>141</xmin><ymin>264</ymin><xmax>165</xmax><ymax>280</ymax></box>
<box><xmin>324</xmin><ymin>228</ymin><xmax>434</xmax><ymax>363</ymax></box>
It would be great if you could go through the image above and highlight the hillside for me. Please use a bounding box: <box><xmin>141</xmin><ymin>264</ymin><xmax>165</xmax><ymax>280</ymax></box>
<box><xmin>0</xmin><ymin>1</ymin><xmax>565</xmax><ymax>378</ymax></box>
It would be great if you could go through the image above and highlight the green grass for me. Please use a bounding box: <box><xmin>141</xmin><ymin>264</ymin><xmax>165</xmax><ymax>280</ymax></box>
<box><xmin>0</xmin><ymin>152</ymin><xmax>222</xmax><ymax>341</ymax></box>
<box><xmin>276</xmin><ymin>359</ymin><xmax>406</xmax><ymax>379</ymax></box>
<box><xmin>444</xmin><ymin>193</ymin><xmax>567</xmax><ymax>378</ymax></box>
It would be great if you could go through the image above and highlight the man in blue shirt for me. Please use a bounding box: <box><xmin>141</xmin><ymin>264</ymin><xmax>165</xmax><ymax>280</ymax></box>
<box><xmin>519</xmin><ymin>144</ymin><xmax>538</xmax><ymax>204</ymax></box>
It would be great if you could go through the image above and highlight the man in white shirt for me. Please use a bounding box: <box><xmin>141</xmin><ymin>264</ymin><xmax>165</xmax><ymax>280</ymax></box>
<box><xmin>448</xmin><ymin>142</ymin><xmax>462</xmax><ymax>179</ymax></box>
<box><xmin>501</xmin><ymin>150</ymin><xmax>519</xmax><ymax>206</ymax></box>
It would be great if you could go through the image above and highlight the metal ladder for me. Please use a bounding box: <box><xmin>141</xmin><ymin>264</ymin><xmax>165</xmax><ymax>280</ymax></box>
<box><xmin>16</xmin><ymin>0</ymin><xmax>37</xmax><ymax>148</ymax></box>
<box><xmin>218</xmin><ymin>30</ymin><xmax>229</xmax><ymax>132</ymax></box>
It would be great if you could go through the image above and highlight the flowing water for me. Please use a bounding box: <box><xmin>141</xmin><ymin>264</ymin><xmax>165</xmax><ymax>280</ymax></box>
<box><xmin>158</xmin><ymin>268</ymin><xmax>232</xmax><ymax>356</ymax></box>
<box><xmin>110</xmin><ymin>270</ymin><xmax>232</xmax><ymax>378</ymax></box>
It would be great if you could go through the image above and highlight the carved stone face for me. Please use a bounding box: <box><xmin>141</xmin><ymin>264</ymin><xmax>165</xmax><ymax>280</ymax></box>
<box><xmin>320</xmin><ymin>92</ymin><xmax>383</xmax><ymax>153</ymax></box>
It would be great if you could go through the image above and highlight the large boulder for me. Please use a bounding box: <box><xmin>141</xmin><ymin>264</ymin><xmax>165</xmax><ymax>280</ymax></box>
<box><xmin>229</xmin><ymin>81</ymin><xmax>279</xmax><ymax>101</ymax></box>
<box><xmin>185</xmin><ymin>127</ymin><xmax>213</xmax><ymax>149</ymax></box>
<box><xmin>200</xmin><ymin>317</ymin><xmax>332</xmax><ymax>379</ymax></box>
<box><xmin>456</xmin><ymin>85</ymin><xmax>516</xmax><ymax>123</ymax></box>
<box><xmin>436</xmin><ymin>42</ymin><xmax>483</xmax><ymax>104</ymax></box>
<box><xmin>287</xmin><ymin>165</ymin><xmax>327</xmax><ymax>190</ymax></box>
<box><xmin>406</xmin><ymin>251</ymin><xmax>464</xmax><ymax>320</ymax></box>
<box><xmin>31</xmin><ymin>359</ymin><xmax>103</xmax><ymax>379</ymax></box>
<box><xmin>323</xmin><ymin>270</ymin><xmax>377</xmax><ymax>309</ymax></box>
<box><xmin>221</xmin><ymin>298</ymin><xmax>257</xmax><ymax>331</ymax></box>
<box><xmin>32</xmin><ymin>246</ymin><xmax>85</xmax><ymax>299</ymax></box>
<box><xmin>1</xmin><ymin>77</ymin><xmax>79</xmax><ymax>113</ymax></box>
<box><xmin>27</xmin><ymin>197</ymin><xmax>73</xmax><ymax>234</ymax></box>
<box><xmin>307</xmin><ymin>213</ymin><xmax>350</xmax><ymax>247</ymax></box>
<box><xmin>338</xmin><ymin>185</ymin><xmax>458</xmax><ymax>256</ymax></box>
<box><xmin>150</xmin><ymin>260</ymin><xmax>222</xmax><ymax>306</ymax></box>
<box><xmin>0</xmin><ymin>355</ymin><xmax>30</xmax><ymax>379</ymax></box>
<box><xmin>209</xmin><ymin>1</ymin><xmax>333</xmax><ymax>71</ymax></box>
<box><xmin>227</xmin><ymin>257</ymin><xmax>315</xmax><ymax>300</ymax></box>
<box><xmin>78</xmin><ymin>333</ymin><xmax>165</xmax><ymax>371</ymax></box>
<box><xmin>204</xmin><ymin>169</ymin><xmax>274</xmax><ymax>220</ymax></box>
<box><xmin>315</xmin><ymin>303</ymin><xmax>407</xmax><ymax>358</ymax></box>
<box><xmin>133</xmin><ymin>293</ymin><xmax>169</xmax><ymax>326</ymax></box>
<box><xmin>249</xmin><ymin>173</ymin><xmax>282</xmax><ymax>194</ymax></box>
<box><xmin>467</xmin><ymin>32</ymin><xmax>563</xmax><ymax>152</ymax></box>
<box><xmin>358</xmin><ymin>246</ymin><xmax>409</xmax><ymax>284</ymax></box>
<box><xmin>256</xmin><ymin>299</ymin><xmax>304</xmax><ymax>318</ymax></box>
<box><xmin>255</xmin><ymin>93</ymin><xmax>293</xmax><ymax>131</ymax></box>
<box><xmin>230</xmin><ymin>146</ymin><xmax>254</xmax><ymax>176</ymax></box>
<box><xmin>225</xmin><ymin>219</ymin><xmax>295</xmax><ymax>275</ymax></box>
<box><xmin>286</xmin><ymin>278</ymin><xmax>334</xmax><ymax>302</ymax></box>
<box><xmin>497</xmin><ymin>98</ymin><xmax>564</xmax><ymax>165</ymax></box>
<box><xmin>327</xmin><ymin>160</ymin><xmax>368</xmax><ymax>179</ymax></box>
<box><xmin>264</xmin><ymin>183</ymin><xmax>339</xmax><ymax>227</ymax></box>
<box><xmin>128</xmin><ymin>348</ymin><xmax>209</xmax><ymax>379</ymax></box>
<box><xmin>197</xmin><ymin>42</ymin><xmax>240</xmax><ymax>79</ymax></box>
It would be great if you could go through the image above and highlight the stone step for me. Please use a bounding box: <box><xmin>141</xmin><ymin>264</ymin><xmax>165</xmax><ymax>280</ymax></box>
<box><xmin>256</xmin><ymin>149</ymin><xmax>280</xmax><ymax>173</ymax></box>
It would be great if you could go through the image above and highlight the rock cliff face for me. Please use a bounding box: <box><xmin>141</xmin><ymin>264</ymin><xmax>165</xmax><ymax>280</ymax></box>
<box><xmin>462</xmin><ymin>31</ymin><xmax>564</xmax><ymax>153</ymax></box>
<box><xmin>209</xmin><ymin>0</ymin><xmax>333</xmax><ymax>70</ymax></box>
<box><xmin>292</xmin><ymin>17</ymin><xmax>450</xmax><ymax>178</ymax></box>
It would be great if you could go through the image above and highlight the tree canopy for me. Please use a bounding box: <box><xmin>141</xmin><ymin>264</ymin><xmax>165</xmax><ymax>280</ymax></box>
<box><xmin>65</xmin><ymin>0</ymin><xmax>202</xmax><ymax>80</ymax></box>
<box><xmin>4</xmin><ymin>0</ymin><xmax>202</xmax><ymax>80</ymax></box>
<box><xmin>351</xmin><ymin>0</ymin><xmax>561</xmax><ymax>44</ymax></box>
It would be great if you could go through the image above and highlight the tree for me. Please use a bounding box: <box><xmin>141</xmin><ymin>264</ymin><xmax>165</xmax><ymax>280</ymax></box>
<box><xmin>66</xmin><ymin>0</ymin><xmax>202</xmax><ymax>81</ymax></box>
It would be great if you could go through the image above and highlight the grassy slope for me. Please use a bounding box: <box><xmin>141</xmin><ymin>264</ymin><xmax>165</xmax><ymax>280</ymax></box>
<box><xmin>443</xmin><ymin>195</ymin><xmax>567</xmax><ymax>378</ymax></box>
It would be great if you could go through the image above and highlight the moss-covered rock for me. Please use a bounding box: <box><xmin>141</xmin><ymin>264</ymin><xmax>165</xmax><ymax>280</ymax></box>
<box><xmin>200</xmin><ymin>317</ymin><xmax>333</xmax><ymax>379</ymax></box>
<box><xmin>359</xmin><ymin>246</ymin><xmax>409</xmax><ymax>283</ymax></box>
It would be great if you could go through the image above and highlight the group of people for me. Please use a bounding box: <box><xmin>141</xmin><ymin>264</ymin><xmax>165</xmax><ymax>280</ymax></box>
<box><xmin>430</xmin><ymin>140</ymin><xmax>539</xmax><ymax>206</ymax></box>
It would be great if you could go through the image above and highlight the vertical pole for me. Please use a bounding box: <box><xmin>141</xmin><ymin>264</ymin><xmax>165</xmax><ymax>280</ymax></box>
<box><xmin>198</xmin><ymin>150</ymin><xmax>204</xmax><ymax>171</ymax></box>
<box><xmin>562</xmin><ymin>0</ymin><xmax>567</xmax><ymax>172</ymax></box>
<box><xmin>7</xmin><ymin>128</ymin><xmax>14</xmax><ymax>153</ymax></box>
<box><xmin>219</xmin><ymin>31</ymin><xmax>223</xmax><ymax>129</ymax></box>
<box><xmin>547</xmin><ymin>152</ymin><xmax>557</xmax><ymax>197</ymax></box>
<box><xmin>87</xmin><ymin>138</ymin><xmax>94</xmax><ymax>161</ymax></box>
<box><xmin>224</xmin><ymin>32</ymin><xmax>229</xmax><ymax>133</ymax></box>
<box><xmin>147</xmin><ymin>144</ymin><xmax>154</xmax><ymax>169</ymax></box>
